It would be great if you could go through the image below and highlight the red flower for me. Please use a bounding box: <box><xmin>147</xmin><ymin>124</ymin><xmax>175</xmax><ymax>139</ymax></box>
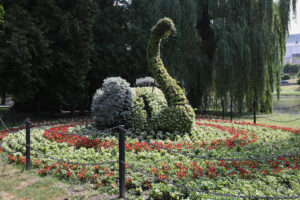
<box><xmin>68</xmin><ymin>170</ymin><xmax>72</xmax><ymax>178</ymax></box>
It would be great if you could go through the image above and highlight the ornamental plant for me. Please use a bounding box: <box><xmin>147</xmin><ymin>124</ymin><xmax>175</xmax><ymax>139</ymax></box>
<box><xmin>91</xmin><ymin>77</ymin><xmax>134</xmax><ymax>128</ymax></box>
<box><xmin>146</xmin><ymin>18</ymin><xmax>195</xmax><ymax>133</ymax></box>
<box><xmin>1</xmin><ymin>119</ymin><xmax>299</xmax><ymax>199</ymax></box>
<box><xmin>135</xmin><ymin>77</ymin><xmax>159</xmax><ymax>87</ymax></box>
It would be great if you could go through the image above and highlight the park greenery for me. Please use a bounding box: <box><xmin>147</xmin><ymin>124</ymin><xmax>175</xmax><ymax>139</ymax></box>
<box><xmin>0</xmin><ymin>0</ymin><xmax>298</xmax><ymax>114</ymax></box>
<box><xmin>91</xmin><ymin>18</ymin><xmax>195</xmax><ymax>134</ymax></box>
<box><xmin>0</xmin><ymin>2</ymin><xmax>299</xmax><ymax>199</ymax></box>
<box><xmin>0</xmin><ymin>9</ymin><xmax>299</xmax><ymax>198</ymax></box>
<box><xmin>1</xmin><ymin>118</ymin><xmax>299</xmax><ymax>199</ymax></box>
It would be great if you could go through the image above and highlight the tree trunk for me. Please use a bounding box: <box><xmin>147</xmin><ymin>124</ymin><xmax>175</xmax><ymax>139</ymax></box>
<box><xmin>1</xmin><ymin>93</ymin><xmax>6</xmax><ymax>105</ymax></box>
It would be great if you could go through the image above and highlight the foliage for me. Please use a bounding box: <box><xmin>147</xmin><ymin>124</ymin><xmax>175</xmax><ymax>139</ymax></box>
<box><xmin>282</xmin><ymin>74</ymin><xmax>291</xmax><ymax>80</ymax></box>
<box><xmin>0</xmin><ymin>0</ymin><xmax>95</xmax><ymax>110</ymax></box>
<box><xmin>127</xmin><ymin>87</ymin><xmax>167</xmax><ymax>133</ymax></box>
<box><xmin>91</xmin><ymin>77</ymin><xmax>134</xmax><ymax>128</ymax></box>
<box><xmin>135</xmin><ymin>77</ymin><xmax>158</xmax><ymax>87</ymax></box>
<box><xmin>284</xmin><ymin>63</ymin><xmax>300</xmax><ymax>74</ymax></box>
<box><xmin>0</xmin><ymin>3</ymin><xmax>51</xmax><ymax>104</ymax></box>
<box><xmin>1</xmin><ymin>119</ymin><xmax>300</xmax><ymax>199</ymax></box>
<box><xmin>0</xmin><ymin>0</ymin><xmax>297</xmax><ymax>114</ymax></box>
<box><xmin>297</xmin><ymin>78</ymin><xmax>300</xmax><ymax>85</ymax></box>
<box><xmin>147</xmin><ymin>17</ymin><xmax>195</xmax><ymax>133</ymax></box>
<box><xmin>152</xmin><ymin>0</ymin><xmax>297</xmax><ymax>113</ymax></box>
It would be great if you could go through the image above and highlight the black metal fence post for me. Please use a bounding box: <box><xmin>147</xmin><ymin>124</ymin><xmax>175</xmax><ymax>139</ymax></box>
<box><xmin>230</xmin><ymin>99</ymin><xmax>233</xmax><ymax>121</ymax></box>
<box><xmin>11</xmin><ymin>105</ymin><xmax>15</xmax><ymax>127</ymax></box>
<box><xmin>119</xmin><ymin>126</ymin><xmax>126</xmax><ymax>198</ymax></box>
<box><xmin>26</xmin><ymin>118</ymin><xmax>31</xmax><ymax>170</ymax></box>
<box><xmin>221</xmin><ymin>99</ymin><xmax>225</xmax><ymax>119</ymax></box>
<box><xmin>253</xmin><ymin>100</ymin><xmax>256</xmax><ymax>124</ymax></box>
<box><xmin>37</xmin><ymin>101</ymin><xmax>41</xmax><ymax>122</ymax></box>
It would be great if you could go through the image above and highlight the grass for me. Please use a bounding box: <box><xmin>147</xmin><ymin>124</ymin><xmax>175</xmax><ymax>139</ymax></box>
<box><xmin>274</xmin><ymin>78</ymin><xmax>300</xmax><ymax>96</ymax></box>
<box><xmin>0</xmin><ymin>108</ymin><xmax>10</xmax><ymax>112</ymax></box>
<box><xmin>234</xmin><ymin>113</ymin><xmax>300</xmax><ymax>129</ymax></box>
<box><xmin>0</xmin><ymin>153</ymin><xmax>113</xmax><ymax>200</ymax></box>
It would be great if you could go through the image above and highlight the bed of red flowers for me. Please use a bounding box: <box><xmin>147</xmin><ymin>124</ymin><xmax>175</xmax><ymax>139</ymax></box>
<box><xmin>43</xmin><ymin>121</ymin><xmax>260</xmax><ymax>152</ymax></box>
<box><xmin>1</xmin><ymin>118</ymin><xmax>299</xmax><ymax>196</ymax></box>
<box><xmin>36</xmin><ymin>121</ymin><xmax>300</xmax><ymax>181</ymax></box>
<box><xmin>197</xmin><ymin>117</ymin><xmax>300</xmax><ymax>134</ymax></box>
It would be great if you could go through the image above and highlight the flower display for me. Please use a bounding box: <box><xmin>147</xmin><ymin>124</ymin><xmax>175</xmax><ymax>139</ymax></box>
<box><xmin>0</xmin><ymin>118</ymin><xmax>299</xmax><ymax>199</ymax></box>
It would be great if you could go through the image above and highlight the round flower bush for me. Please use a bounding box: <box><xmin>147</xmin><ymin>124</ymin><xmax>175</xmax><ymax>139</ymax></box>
<box><xmin>91</xmin><ymin>77</ymin><xmax>134</xmax><ymax>128</ymax></box>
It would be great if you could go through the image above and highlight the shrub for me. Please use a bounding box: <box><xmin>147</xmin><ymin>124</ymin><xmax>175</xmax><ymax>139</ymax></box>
<box><xmin>127</xmin><ymin>87</ymin><xmax>167</xmax><ymax>133</ymax></box>
<box><xmin>91</xmin><ymin>77</ymin><xmax>134</xmax><ymax>128</ymax></box>
<box><xmin>135</xmin><ymin>77</ymin><xmax>159</xmax><ymax>87</ymax></box>
<box><xmin>151</xmin><ymin>106</ymin><xmax>195</xmax><ymax>134</ymax></box>
<box><xmin>298</xmin><ymin>72</ymin><xmax>300</xmax><ymax>78</ymax></box>
<box><xmin>298</xmin><ymin>78</ymin><xmax>300</xmax><ymax>85</ymax></box>
<box><xmin>282</xmin><ymin>74</ymin><xmax>291</xmax><ymax>80</ymax></box>
<box><xmin>127</xmin><ymin>87</ymin><xmax>195</xmax><ymax>135</ymax></box>
<box><xmin>283</xmin><ymin>64</ymin><xmax>300</xmax><ymax>74</ymax></box>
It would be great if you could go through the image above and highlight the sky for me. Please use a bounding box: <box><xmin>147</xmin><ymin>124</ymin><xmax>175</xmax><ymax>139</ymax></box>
<box><xmin>289</xmin><ymin>0</ymin><xmax>300</xmax><ymax>34</ymax></box>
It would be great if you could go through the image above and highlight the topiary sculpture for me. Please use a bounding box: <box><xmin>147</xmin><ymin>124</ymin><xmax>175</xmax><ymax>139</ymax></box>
<box><xmin>146</xmin><ymin>17</ymin><xmax>195</xmax><ymax>133</ymax></box>
<box><xmin>135</xmin><ymin>77</ymin><xmax>159</xmax><ymax>87</ymax></box>
<box><xmin>91</xmin><ymin>77</ymin><xmax>134</xmax><ymax>129</ymax></box>
<box><xmin>92</xmin><ymin>18</ymin><xmax>195</xmax><ymax>134</ymax></box>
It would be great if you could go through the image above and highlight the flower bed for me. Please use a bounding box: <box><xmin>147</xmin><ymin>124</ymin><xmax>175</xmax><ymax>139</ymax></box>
<box><xmin>0</xmin><ymin>119</ymin><xmax>299</xmax><ymax>199</ymax></box>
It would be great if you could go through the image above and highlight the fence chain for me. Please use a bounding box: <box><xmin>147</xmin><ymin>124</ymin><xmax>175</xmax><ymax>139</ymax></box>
<box><xmin>126</xmin><ymin>161</ymin><xmax>300</xmax><ymax>199</ymax></box>
<box><xmin>273</xmin><ymin>105</ymin><xmax>300</xmax><ymax>110</ymax></box>
<box><xmin>0</xmin><ymin>116</ymin><xmax>10</xmax><ymax>131</ymax></box>
<box><xmin>0</xmin><ymin>141</ymin><xmax>19</xmax><ymax>154</ymax></box>
<box><xmin>257</xmin><ymin>116</ymin><xmax>300</xmax><ymax>123</ymax></box>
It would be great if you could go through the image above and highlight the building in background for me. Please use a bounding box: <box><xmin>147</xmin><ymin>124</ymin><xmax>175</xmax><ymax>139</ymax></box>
<box><xmin>285</xmin><ymin>34</ymin><xmax>300</xmax><ymax>64</ymax></box>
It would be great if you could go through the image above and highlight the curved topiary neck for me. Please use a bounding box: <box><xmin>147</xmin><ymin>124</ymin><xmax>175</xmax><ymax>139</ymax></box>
<box><xmin>146</xmin><ymin>18</ymin><xmax>193</xmax><ymax>112</ymax></box>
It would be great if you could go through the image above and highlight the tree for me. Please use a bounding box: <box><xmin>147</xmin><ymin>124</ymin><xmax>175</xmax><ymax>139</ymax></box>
<box><xmin>0</xmin><ymin>3</ymin><xmax>5</xmax><ymax>104</ymax></box>
<box><xmin>149</xmin><ymin>0</ymin><xmax>297</xmax><ymax>113</ymax></box>
<box><xmin>0</xmin><ymin>0</ymin><xmax>96</xmax><ymax>111</ymax></box>
<box><xmin>89</xmin><ymin>0</ymin><xmax>130</xmax><ymax>99</ymax></box>
<box><xmin>0</xmin><ymin>2</ymin><xmax>51</xmax><ymax>108</ymax></box>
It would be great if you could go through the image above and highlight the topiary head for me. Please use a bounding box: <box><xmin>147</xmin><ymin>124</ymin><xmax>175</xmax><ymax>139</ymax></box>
<box><xmin>91</xmin><ymin>77</ymin><xmax>134</xmax><ymax>129</ymax></box>
<box><xmin>135</xmin><ymin>77</ymin><xmax>159</xmax><ymax>87</ymax></box>
<box><xmin>151</xmin><ymin>17</ymin><xmax>176</xmax><ymax>39</ymax></box>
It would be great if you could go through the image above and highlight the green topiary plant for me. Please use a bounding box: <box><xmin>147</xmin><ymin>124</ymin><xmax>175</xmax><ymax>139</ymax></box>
<box><xmin>146</xmin><ymin>17</ymin><xmax>195</xmax><ymax>133</ymax></box>
<box><xmin>127</xmin><ymin>87</ymin><xmax>168</xmax><ymax>133</ymax></box>
<box><xmin>91</xmin><ymin>77</ymin><xmax>134</xmax><ymax>129</ymax></box>
<box><xmin>92</xmin><ymin>18</ymin><xmax>195</xmax><ymax>135</ymax></box>
<box><xmin>135</xmin><ymin>77</ymin><xmax>159</xmax><ymax>87</ymax></box>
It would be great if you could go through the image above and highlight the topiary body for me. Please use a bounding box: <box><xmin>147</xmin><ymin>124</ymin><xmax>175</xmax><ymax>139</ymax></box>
<box><xmin>91</xmin><ymin>77</ymin><xmax>133</xmax><ymax>128</ymax></box>
<box><xmin>127</xmin><ymin>87</ymin><xmax>167</xmax><ymax>133</ymax></box>
<box><xmin>146</xmin><ymin>17</ymin><xmax>195</xmax><ymax>133</ymax></box>
<box><xmin>91</xmin><ymin>18</ymin><xmax>195</xmax><ymax>134</ymax></box>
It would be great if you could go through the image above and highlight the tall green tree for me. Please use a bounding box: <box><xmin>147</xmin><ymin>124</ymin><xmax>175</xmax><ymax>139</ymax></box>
<box><xmin>0</xmin><ymin>3</ymin><xmax>5</xmax><ymax>104</ymax></box>
<box><xmin>34</xmin><ymin>0</ymin><xmax>96</xmax><ymax>110</ymax></box>
<box><xmin>89</xmin><ymin>0</ymin><xmax>130</xmax><ymax>98</ymax></box>
<box><xmin>150</xmin><ymin>0</ymin><xmax>297</xmax><ymax>113</ymax></box>
<box><xmin>0</xmin><ymin>2</ymin><xmax>51</xmax><ymax>108</ymax></box>
<box><xmin>0</xmin><ymin>0</ymin><xmax>95</xmax><ymax>110</ymax></box>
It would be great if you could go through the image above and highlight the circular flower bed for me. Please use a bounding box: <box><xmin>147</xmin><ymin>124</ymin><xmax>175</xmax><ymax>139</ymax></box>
<box><xmin>0</xmin><ymin>118</ymin><xmax>299</xmax><ymax>199</ymax></box>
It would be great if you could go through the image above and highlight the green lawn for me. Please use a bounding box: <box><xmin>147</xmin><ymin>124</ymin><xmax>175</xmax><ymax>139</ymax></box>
<box><xmin>234</xmin><ymin>113</ymin><xmax>300</xmax><ymax>129</ymax></box>
<box><xmin>273</xmin><ymin>78</ymin><xmax>300</xmax><ymax>96</ymax></box>
<box><xmin>0</xmin><ymin>153</ymin><xmax>113</xmax><ymax>200</ymax></box>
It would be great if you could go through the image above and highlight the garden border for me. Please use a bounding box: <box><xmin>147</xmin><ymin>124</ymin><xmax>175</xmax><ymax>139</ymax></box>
<box><xmin>1</xmin><ymin>117</ymin><xmax>300</xmax><ymax>199</ymax></box>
